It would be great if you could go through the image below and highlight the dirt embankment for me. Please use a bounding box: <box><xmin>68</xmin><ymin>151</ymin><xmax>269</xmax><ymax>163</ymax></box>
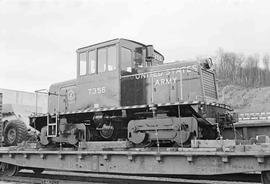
<box><xmin>218</xmin><ymin>85</ymin><xmax>270</xmax><ymax>113</ymax></box>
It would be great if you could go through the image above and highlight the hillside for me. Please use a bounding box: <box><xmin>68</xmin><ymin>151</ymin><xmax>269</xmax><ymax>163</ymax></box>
<box><xmin>218</xmin><ymin>85</ymin><xmax>270</xmax><ymax>113</ymax></box>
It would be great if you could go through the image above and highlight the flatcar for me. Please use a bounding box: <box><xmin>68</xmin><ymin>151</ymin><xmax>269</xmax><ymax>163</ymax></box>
<box><xmin>3</xmin><ymin>40</ymin><xmax>270</xmax><ymax>184</ymax></box>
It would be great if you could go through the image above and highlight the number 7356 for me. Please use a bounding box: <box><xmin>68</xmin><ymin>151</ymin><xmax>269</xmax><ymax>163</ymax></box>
<box><xmin>88</xmin><ymin>87</ymin><xmax>106</xmax><ymax>95</ymax></box>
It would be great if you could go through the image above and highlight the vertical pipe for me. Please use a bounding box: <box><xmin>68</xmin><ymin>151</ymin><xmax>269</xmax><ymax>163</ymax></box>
<box><xmin>35</xmin><ymin>92</ymin><xmax>38</xmax><ymax>115</ymax></box>
<box><xmin>55</xmin><ymin>89</ymin><xmax>60</xmax><ymax>137</ymax></box>
<box><xmin>177</xmin><ymin>105</ymin><xmax>183</xmax><ymax>149</ymax></box>
<box><xmin>151</xmin><ymin>76</ymin><xmax>154</xmax><ymax>104</ymax></box>
<box><xmin>57</xmin><ymin>89</ymin><xmax>60</xmax><ymax>113</ymax></box>
<box><xmin>47</xmin><ymin>113</ymin><xmax>50</xmax><ymax>135</ymax></box>
<box><xmin>178</xmin><ymin>70</ymin><xmax>183</xmax><ymax>149</ymax></box>
<box><xmin>180</xmin><ymin>69</ymin><xmax>183</xmax><ymax>100</ymax></box>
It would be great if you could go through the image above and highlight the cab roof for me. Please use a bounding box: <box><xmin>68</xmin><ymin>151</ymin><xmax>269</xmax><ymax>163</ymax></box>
<box><xmin>76</xmin><ymin>38</ymin><xmax>164</xmax><ymax>62</ymax></box>
<box><xmin>76</xmin><ymin>38</ymin><xmax>146</xmax><ymax>52</ymax></box>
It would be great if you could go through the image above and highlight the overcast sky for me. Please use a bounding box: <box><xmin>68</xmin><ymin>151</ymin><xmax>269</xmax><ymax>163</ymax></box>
<box><xmin>1</xmin><ymin>0</ymin><xmax>270</xmax><ymax>92</ymax></box>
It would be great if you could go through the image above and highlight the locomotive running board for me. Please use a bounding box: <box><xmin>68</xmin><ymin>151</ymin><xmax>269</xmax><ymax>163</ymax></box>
<box><xmin>31</xmin><ymin>101</ymin><xmax>232</xmax><ymax>118</ymax></box>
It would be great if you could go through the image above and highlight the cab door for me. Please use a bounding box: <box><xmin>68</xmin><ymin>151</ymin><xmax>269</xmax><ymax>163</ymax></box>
<box><xmin>76</xmin><ymin>44</ymin><xmax>120</xmax><ymax>109</ymax></box>
<box><xmin>119</xmin><ymin>41</ymin><xmax>147</xmax><ymax>106</ymax></box>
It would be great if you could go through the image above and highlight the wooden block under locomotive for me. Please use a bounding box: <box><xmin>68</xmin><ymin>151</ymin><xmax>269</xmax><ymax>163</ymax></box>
<box><xmin>29</xmin><ymin>38</ymin><xmax>236</xmax><ymax>147</ymax></box>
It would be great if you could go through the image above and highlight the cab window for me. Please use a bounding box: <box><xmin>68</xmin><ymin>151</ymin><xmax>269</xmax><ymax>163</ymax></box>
<box><xmin>88</xmin><ymin>50</ymin><xmax>96</xmax><ymax>74</ymax></box>
<box><xmin>121</xmin><ymin>47</ymin><xmax>132</xmax><ymax>73</ymax></box>
<box><xmin>108</xmin><ymin>46</ymin><xmax>117</xmax><ymax>71</ymax></box>
<box><xmin>98</xmin><ymin>48</ymin><xmax>107</xmax><ymax>73</ymax></box>
<box><xmin>135</xmin><ymin>48</ymin><xmax>143</xmax><ymax>68</ymax></box>
<box><xmin>97</xmin><ymin>45</ymin><xmax>117</xmax><ymax>73</ymax></box>
<box><xmin>79</xmin><ymin>52</ymin><xmax>87</xmax><ymax>75</ymax></box>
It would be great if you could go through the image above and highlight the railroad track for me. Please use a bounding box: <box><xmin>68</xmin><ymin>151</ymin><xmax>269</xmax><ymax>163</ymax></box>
<box><xmin>0</xmin><ymin>170</ymin><xmax>262</xmax><ymax>184</ymax></box>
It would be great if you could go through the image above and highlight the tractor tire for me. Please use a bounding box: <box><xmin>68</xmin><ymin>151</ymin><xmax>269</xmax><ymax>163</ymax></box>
<box><xmin>4</xmin><ymin>120</ymin><xmax>28</xmax><ymax>146</ymax></box>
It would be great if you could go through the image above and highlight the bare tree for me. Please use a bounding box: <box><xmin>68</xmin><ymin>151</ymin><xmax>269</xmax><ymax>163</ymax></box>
<box><xmin>263</xmin><ymin>54</ymin><xmax>270</xmax><ymax>86</ymax></box>
<box><xmin>215</xmin><ymin>49</ymin><xmax>270</xmax><ymax>88</ymax></box>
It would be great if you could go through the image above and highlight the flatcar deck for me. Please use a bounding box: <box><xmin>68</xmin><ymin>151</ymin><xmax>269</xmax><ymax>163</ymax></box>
<box><xmin>1</xmin><ymin>141</ymin><xmax>270</xmax><ymax>177</ymax></box>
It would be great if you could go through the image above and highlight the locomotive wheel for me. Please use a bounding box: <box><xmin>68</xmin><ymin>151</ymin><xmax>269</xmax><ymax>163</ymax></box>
<box><xmin>0</xmin><ymin>162</ymin><xmax>19</xmax><ymax>176</ymax></box>
<box><xmin>4</xmin><ymin>120</ymin><xmax>28</xmax><ymax>146</ymax></box>
<box><xmin>134</xmin><ymin>139</ymin><xmax>154</xmax><ymax>148</ymax></box>
<box><xmin>261</xmin><ymin>171</ymin><xmax>270</xmax><ymax>184</ymax></box>
<box><xmin>98</xmin><ymin>123</ymin><xmax>118</xmax><ymax>140</ymax></box>
<box><xmin>33</xmin><ymin>168</ymin><xmax>45</xmax><ymax>175</ymax></box>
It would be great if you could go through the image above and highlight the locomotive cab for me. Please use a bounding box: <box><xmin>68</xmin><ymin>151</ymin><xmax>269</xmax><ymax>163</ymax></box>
<box><xmin>49</xmin><ymin>38</ymin><xmax>217</xmax><ymax>114</ymax></box>
<box><xmin>48</xmin><ymin>39</ymin><xmax>165</xmax><ymax>114</ymax></box>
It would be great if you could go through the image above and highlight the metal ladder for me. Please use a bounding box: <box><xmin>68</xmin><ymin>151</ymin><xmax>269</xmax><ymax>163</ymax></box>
<box><xmin>47</xmin><ymin>114</ymin><xmax>58</xmax><ymax>137</ymax></box>
<box><xmin>35</xmin><ymin>89</ymin><xmax>63</xmax><ymax>138</ymax></box>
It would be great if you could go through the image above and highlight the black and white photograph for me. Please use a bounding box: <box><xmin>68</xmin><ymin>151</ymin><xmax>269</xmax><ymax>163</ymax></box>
<box><xmin>1</xmin><ymin>0</ymin><xmax>270</xmax><ymax>183</ymax></box>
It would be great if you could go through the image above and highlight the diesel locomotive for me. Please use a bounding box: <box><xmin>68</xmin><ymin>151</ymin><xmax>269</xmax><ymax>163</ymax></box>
<box><xmin>29</xmin><ymin>38</ymin><xmax>235</xmax><ymax>147</ymax></box>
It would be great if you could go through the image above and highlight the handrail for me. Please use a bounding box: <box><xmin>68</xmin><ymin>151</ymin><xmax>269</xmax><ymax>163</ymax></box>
<box><xmin>120</xmin><ymin>66</ymin><xmax>199</xmax><ymax>79</ymax></box>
